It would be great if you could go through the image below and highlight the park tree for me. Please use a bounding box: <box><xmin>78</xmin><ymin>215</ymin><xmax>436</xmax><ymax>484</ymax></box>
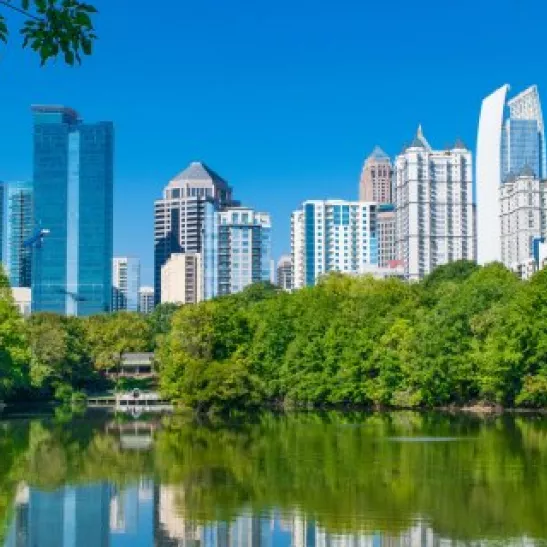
<box><xmin>0</xmin><ymin>266</ymin><xmax>29</xmax><ymax>400</ymax></box>
<box><xmin>0</xmin><ymin>0</ymin><xmax>98</xmax><ymax>65</ymax></box>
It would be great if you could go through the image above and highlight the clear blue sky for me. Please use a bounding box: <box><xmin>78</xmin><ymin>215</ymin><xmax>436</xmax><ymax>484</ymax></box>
<box><xmin>1</xmin><ymin>0</ymin><xmax>545</xmax><ymax>284</ymax></box>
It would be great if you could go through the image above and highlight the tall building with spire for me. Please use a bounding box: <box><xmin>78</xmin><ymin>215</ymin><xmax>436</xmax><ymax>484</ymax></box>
<box><xmin>476</xmin><ymin>84</ymin><xmax>546</xmax><ymax>265</ymax></box>
<box><xmin>395</xmin><ymin>126</ymin><xmax>475</xmax><ymax>280</ymax></box>
<box><xmin>154</xmin><ymin>162</ymin><xmax>233</xmax><ymax>305</ymax></box>
<box><xmin>359</xmin><ymin>146</ymin><xmax>393</xmax><ymax>203</ymax></box>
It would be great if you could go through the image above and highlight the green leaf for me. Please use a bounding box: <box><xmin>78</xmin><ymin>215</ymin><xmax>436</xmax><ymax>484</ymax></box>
<box><xmin>75</xmin><ymin>11</ymin><xmax>92</xmax><ymax>27</ymax></box>
<box><xmin>64</xmin><ymin>49</ymin><xmax>74</xmax><ymax>64</ymax></box>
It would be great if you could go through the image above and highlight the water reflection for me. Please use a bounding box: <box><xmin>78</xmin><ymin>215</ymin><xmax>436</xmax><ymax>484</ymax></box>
<box><xmin>1</xmin><ymin>411</ymin><xmax>547</xmax><ymax>546</ymax></box>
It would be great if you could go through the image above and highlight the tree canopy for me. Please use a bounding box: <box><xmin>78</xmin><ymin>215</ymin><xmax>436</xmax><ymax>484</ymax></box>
<box><xmin>0</xmin><ymin>0</ymin><xmax>98</xmax><ymax>65</ymax></box>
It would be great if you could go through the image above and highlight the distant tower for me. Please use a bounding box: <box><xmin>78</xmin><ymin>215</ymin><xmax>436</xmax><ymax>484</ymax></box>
<box><xmin>359</xmin><ymin>146</ymin><xmax>393</xmax><ymax>203</ymax></box>
<box><xmin>138</xmin><ymin>286</ymin><xmax>154</xmax><ymax>313</ymax></box>
<box><xmin>112</xmin><ymin>257</ymin><xmax>140</xmax><ymax>312</ymax></box>
<box><xmin>276</xmin><ymin>255</ymin><xmax>293</xmax><ymax>290</ymax></box>
<box><xmin>154</xmin><ymin>162</ymin><xmax>233</xmax><ymax>305</ymax></box>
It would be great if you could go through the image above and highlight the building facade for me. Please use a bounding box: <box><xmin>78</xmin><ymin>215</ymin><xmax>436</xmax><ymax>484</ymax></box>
<box><xmin>112</xmin><ymin>257</ymin><xmax>140</xmax><ymax>312</ymax></box>
<box><xmin>276</xmin><ymin>255</ymin><xmax>293</xmax><ymax>290</ymax></box>
<box><xmin>394</xmin><ymin>127</ymin><xmax>475</xmax><ymax>280</ymax></box>
<box><xmin>214</xmin><ymin>207</ymin><xmax>272</xmax><ymax>296</ymax></box>
<box><xmin>31</xmin><ymin>105</ymin><xmax>113</xmax><ymax>316</ymax></box>
<box><xmin>359</xmin><ymin>146</ymin><xmax>393</xmax><ymax>203</ymax></box>
<box><xmin>154</xmin><ymin>162</ymin><xmax>233</xmax><ymax>305</ymax></box>
<box><xmin>0</xmin><ymin>181</ymin><xmax>33</xmax><ymax>288</ymax></box>
<box><xmin>291</xmin><ymin>200</ymin><xmax>379</xmax><ymax>289</ymax></box>
<box><xmin>161</xmin><ymin>253</ymin><xmax>202</xmax><ymax>304</ymax></box>
<box><xmin>500</xmin><ymin>168</ymin><xmax>546</xmax><ymax>273</ymax></box>
<box><xmin>138</xmin><ymin>286</ymin><xmax>154</xmax><ymax>313</ymax></box>
<box><xmin>476</xmin><ymin>84</ymin><xmax>546</xmax><ymax>264</ymax></box>
<box><xmin>377</xmin><ymin>204</ymin><xmax>397</xmax><ymax>268</ymax></box>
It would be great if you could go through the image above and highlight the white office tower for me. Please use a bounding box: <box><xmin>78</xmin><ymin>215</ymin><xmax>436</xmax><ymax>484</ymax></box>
<box><xmin>161</xmin><ymin>253</ymin><xmax>202</xmax><ymax>305</ymax></box>
<box><xmin>394</xmin><ymin>126</ymin><xmax>475</xmax><ymax>280</ymax></box>
<box><xmin>500</xmin><ymin>168</ymin><xmax>547</xmax><ymax>278</ymax></box>
<box><xmin>112</xmin><ymin>257</ymin><xmax>140</xmax><ymax>312</ymax></box>
<box><xmin>291</xmin><ymin>200</ymin><xmax>379</xmax><ymax>289</ymax></box>
<box><xmin>476</xmin><ymin>84</ymin><xmax>546</xmax><ymax>264</ymax></box>
<box><xmin>276</xmin><ymin>255</ymin><xmax>293</xmax><ymax>290</ymax></box>
<box><xmin>138</xmin><ymin>286</ymin><xmax>154</xmax><ymax>313</ymax></box>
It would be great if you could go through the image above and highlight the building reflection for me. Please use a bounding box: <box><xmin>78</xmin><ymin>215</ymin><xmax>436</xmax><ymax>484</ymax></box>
<box><xmin>3</xmin><ymin>481</ymin><xmax>542</xmax><ymax>547</ymax></box>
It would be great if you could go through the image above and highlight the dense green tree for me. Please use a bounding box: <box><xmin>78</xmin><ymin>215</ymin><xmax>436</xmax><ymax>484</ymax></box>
<box><xmin>0</xmin><ymin>266</ymin><xmax>29</xmax><ymax>401</ymax></box>
<box><xmin>83</xmin><ymin>312</ymin><xmax>153</xmax><ymax>373</ymax></box>
<box><xmin>0</xmin><ymin>0</ymin><xmax>98</xmax><ymax>65</ymax></box>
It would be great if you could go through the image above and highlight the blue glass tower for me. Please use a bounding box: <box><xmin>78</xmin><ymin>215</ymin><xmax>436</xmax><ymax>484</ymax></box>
<box><xmin>1</xmin><ymin>181</ymin><xmax>33</xmax><ymax>288</ymax></box>
<box><xmin>32</xmin><ymin>105</ymin><xmax>113</xmax><ymax>316</ymax></box>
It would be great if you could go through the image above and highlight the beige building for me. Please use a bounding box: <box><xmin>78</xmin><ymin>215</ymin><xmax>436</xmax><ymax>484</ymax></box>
<box><xmin>359</xmin><ymin>146</ymin><xmax>393</xmax><ymax>203</ymax></box>
<box><xmin>160</xmin><ymin>253</ymin><xmax>202</xmax><ymax>305</ymax></box>
<box><xmin>11</xmin><ymin>287</ymin><xmax>31</xmax><ymax>317</ymax></box>
<box><xmin>377</xmin><ymin>205</ymin><xmax>397</xmax><ymax>267</ymax></box>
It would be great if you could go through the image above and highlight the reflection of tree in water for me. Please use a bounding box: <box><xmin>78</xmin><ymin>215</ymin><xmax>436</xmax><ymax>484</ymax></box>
<box><xmin>1</xmin><ymin>412</ymin><xmax>547</xmax><ymax>545</ymax></box>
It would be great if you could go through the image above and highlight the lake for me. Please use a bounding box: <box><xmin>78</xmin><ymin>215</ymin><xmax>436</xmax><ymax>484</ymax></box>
<box><xmin>1</xmin><ymin>410</ymin><xmax>546</xmax><ymax>546</ymax></box>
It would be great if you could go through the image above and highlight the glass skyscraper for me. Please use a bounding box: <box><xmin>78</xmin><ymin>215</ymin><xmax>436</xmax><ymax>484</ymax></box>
<box><xmin>0</xmin><ymin>180</ymin><xmax>33</xmax><ymax>288</ymax></box>
<box><xmin>112</xmin><ymin>256</ymin><xmax>140</xmax><ymax>312</ymax></box>
<box><xmin>476</xmin><ymin>84</ymin><xmax>546</xmax><ymax>264</ymax></box>
<box><xmin>32</xmin><ymin>105</ymin><xmax>113</xmax><ymax>316</ymax></box>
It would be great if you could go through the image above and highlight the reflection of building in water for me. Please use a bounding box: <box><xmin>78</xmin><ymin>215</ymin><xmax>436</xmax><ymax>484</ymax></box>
<box><xmin>5</xmin><ymin>483</ymin><xmax>111</xmax><ymax>547</ymax></box>
<box><xmin>110</xmin><ymin>479</ymin><xmax>154</xmax><ymax>538</ymax></box>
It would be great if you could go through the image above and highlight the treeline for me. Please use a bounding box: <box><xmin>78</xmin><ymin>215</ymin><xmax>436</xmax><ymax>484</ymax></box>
<box><xmin>158</xmin><ymin>261</ymin><xmax>547</xmax><ymax>412</ymax></box>
<box><xmin>0</xmin><ymin>265</ymin><xmax>179</xmax><ymax>402</ymax></box>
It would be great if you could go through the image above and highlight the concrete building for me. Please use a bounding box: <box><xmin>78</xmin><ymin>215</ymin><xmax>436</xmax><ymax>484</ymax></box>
<box><xmin>476</xmin><ymin>84</ymin><xmax>546</xmax><ymax>264</ymax></box>
<box><xmin>394</xmin><ymin>126</ymin><xmax>475</xmax><ymax>280</ymax></box>
<box><xmin>138</xmin><ymin>286</ymin><xmax>154</xmax><ymax>313</ymax></box>
<box><xmin>359</xmin><ymin>146</ymin><xmax>393</xmax><ymax>203</ymax></box>
<box><xmin>276</xmin><ymin>255</ymin><xmax>292</xmax><ymax>290</ymax></box>
<box><xmin>291</xmin><ymin>200</ymin><xmax>379</xmax><ymax>288</ymax></box>
<box><xmin>214</xmin><ymin>207</ymin><xmax>272</xmax><ymax>296</ymax></box>
<box><xmin>12</xmin><ymin>287</ymin><xmax>31</xmax><ymax>317</ymax></box>
<box><xmin>112</xmin><ymin>257</ymin><xmax>140</xmax><ymax>312</ymax></box>
<box><xmin>161</xmin><ymin>253</ymin><xmax>202</xmax><ymax>305</ymax></box>
<box><xmin>154</xmin><ymin>162</ymin><xmax>233</xmax><ymax>305</ymax></box>
<box><xmin>377</xmin><ymin>204</ymin><xmax>397</xmax><ymax>267</ymax></box>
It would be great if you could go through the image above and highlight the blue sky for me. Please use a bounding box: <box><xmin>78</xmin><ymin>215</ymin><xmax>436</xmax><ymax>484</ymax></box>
<box><xmin>1</xmin><ymin>0</ymin><xmax>545</xmax><ymax>284</ymax></box>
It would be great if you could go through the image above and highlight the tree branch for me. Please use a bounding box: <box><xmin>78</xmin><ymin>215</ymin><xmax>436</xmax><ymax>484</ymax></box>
<box><xmin>0</xmin><ymin>0</ymin><xmax>41</xmax><ymax>21</ymax></box>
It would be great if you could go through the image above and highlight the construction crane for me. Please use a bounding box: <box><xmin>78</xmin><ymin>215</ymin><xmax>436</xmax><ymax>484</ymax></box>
<box><xmin>23</xmin><ymin>228</ymin><xmax>50</xmax><ymax>310</ymax></box>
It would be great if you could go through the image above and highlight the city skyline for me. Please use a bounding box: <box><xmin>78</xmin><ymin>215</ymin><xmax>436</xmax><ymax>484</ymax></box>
<box><xmin>1</xmin><ymin>0</ymin><xmax>546</xmax><ymax>284</ymax></box>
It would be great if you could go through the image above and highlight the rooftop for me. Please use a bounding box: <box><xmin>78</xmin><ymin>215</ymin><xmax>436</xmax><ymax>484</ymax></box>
<box><xmin>168</xmin><ymin>161</ymin><xmax>230</xmax><ymax>189</ymax></box>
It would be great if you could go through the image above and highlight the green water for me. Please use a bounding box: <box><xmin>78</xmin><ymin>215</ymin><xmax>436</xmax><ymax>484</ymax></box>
<box><xmin>1</xmin><ymin>410</ymin><xmax>546</xmax><ymax>546</ymax></box>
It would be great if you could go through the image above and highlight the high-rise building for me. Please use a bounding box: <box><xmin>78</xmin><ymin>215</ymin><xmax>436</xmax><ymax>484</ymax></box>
<box><xmin>138</xmin><ymin>286</ymin><xmax>155</xmax><ymax>313</ymax></box>
<box><xmin>394</xmin><ymin>126</ymin><xmax>475</xmax><ymax>280</ymax></box>
<box><xmin>32</xmin><ymin>105</ymin><xmax>113</xmax><ymax>316</ymax></box>
<box><xmin>359</xmin><ymin>146</ymin><xmax>393</xmax><ymax>203</ymax></box>
<box><xmin>154</xmin><ymin>162</ymin><xmax>233</xmax><ymax>305</ymax></box>
<box><xmin>0</xmin><ymin>181</ymin><xmax>33</xmax><ymax>288</ymax></box>
<box><xmin>161</xmin><ymin>253</ymin><xmax>202</xmax><ymax>304</ymax></box>
<box><xmin>112</xmin><ymin>257</ymin><xmax>140</xmax><ymax>312</ymax></box>
<box><xmin>377</xmin><ymin>204</ymin><xmax>397</xmax><ymax>268</ymax></box>
<box><xmin>291</xmin><ymin>200</ymin><xmax>379</xmax><ymax>289</ymax></box>
<box><xmin>500</xmin><ymin>168</ymin><xmax>546</xmax><ymax>274</ymax></box>
<box><xmin>276</xmin><ymin>255</ymin><xmax>293</xmax><ymax>290</ymax></box>
<box><xmin>476</xmin><ymin>84</ymin><xmax>546</xmax><ymax>264</ymax></box>
<box><xmin>215</xmin><ymin>207</ymin><xmax>272</xmax><ymax>296</ymax></box>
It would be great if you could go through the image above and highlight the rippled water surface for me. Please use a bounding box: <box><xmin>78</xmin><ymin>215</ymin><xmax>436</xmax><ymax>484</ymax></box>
<box><xmin>1</xmin><ymin>410</ymin><xmax>546</xmax><ymax>546</ymax></box>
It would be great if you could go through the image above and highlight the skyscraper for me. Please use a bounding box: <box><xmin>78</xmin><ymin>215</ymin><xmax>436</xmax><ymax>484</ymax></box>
<box><xmin>394</xmin><ymin>126</ymin><xmax>475</xmax><ymax>280</ymax></box>
<box><xmin>276</xmin><ymin>255</ymin><xmax>293</xmax><ymax>290</ymax></box>
<box><xmin>0</xmin><ymin>181</ymin><xmax>33</xmax><ymax>288</ymax></box>
<box><xmin>377</xmin><ymin>204</ymin><xmax>397</xmax><ymax>268</ymax></box>
<box><xmin>215</xmin><ymin>206</ymin><xmax>272</xmax><ymax>296</ymax></box>
<box><xmin>32</xmin><ymin>105</ymin><xmax>113</xmax><ymax>316</ymax></box>
<box><xmin>291</xmin><ymin>200</ymin><xmax>379</xmax><ymax>289</ymax></box>
<box><xmin>359</xmin><ymin>146</ymin><xmax>393</xmax><ymax>203</ymax></box>
<box><xmin>476</xmin><ymin>84</ymin><xmax>546</xmax><ymax>264</ymax></box>
<box><xmin>154</xmin><ymin>161</ymin><xmax>233</xmax><ymax>305</ymax></box>
<box><xmin>112</xmin><ymin>257</ymin><xmax>140</xmax><ymax>312</ymax></box>
<box><xmin>138</xmin><ymin>286</ymin><xmax>155</xmax><ymax>313</ymax></box>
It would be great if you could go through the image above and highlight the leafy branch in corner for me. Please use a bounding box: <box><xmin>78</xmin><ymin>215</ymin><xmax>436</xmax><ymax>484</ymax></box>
<box><xmin>0</xmin><ymin>0</ymin><xmax>98</xmax><ymax>65</ymax></box>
